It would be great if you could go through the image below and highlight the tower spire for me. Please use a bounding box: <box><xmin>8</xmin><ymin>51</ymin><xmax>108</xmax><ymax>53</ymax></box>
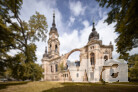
<box><xmin>52</xmin><ymin>10</ymin><xmax>56</xmax><ymax>27</ymax></box>
<box><xmin>93</xmin><ymin>22</ymin><xmax>95</xmax><ymax>30</ymax></box>
<box><xmin>92</xmin><ymin>17</ymin><xmax>95</xmax><ymax>31</ymax></box>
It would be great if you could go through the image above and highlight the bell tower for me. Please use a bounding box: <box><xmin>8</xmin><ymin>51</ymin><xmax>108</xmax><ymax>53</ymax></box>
<box><xmin>48</xmin><ymin>11</ymin><xmax>60</xmax><ymax>57</ymax></box>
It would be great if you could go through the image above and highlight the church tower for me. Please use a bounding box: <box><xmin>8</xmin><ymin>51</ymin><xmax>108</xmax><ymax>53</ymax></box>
<box><xmin>48</xmin><ymin>11</ymin><xmax>60</xmax><ymax>58</ymax></box>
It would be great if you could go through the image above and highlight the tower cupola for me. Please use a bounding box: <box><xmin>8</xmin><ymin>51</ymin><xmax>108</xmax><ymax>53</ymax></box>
<box><xmin>88</xmin><ymin>22</ymin><xmax>99</xmax><ymax>41</ymax></box>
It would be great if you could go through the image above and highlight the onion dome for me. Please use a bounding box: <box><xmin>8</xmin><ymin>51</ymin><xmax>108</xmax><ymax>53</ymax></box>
<box><xmin>89</xmin><ymin>22</ymin><xmax>99</xmax><ymax>41</ymax></box>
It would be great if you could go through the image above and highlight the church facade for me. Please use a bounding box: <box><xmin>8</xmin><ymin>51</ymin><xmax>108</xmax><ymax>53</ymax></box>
<box><xmin>41</xmin><ymin>12</ymin><xmax>115</xmax><ymax>82</ymax></box>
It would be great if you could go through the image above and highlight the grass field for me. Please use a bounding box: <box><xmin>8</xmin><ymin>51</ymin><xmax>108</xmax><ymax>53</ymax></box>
<box><xmin>0</xmin><ymin>81</ymin><xmax>138</xmax><ymax>92</ymax></box>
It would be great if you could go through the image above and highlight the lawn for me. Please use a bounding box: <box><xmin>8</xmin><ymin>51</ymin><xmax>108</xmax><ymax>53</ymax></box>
<box><xmin>0</xmin><ymin>81</ymin><xmax>138</xmax><ymax>92</ymax></box>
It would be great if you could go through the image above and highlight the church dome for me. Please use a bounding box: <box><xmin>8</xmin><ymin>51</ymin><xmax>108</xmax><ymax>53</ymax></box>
<box><xmin>89</xmin><ymin>22</ymin><xmax>99</xmax><ymax>41</ymax></box>
<box><xmin>43</xmin><ymin>53</ymin><xmax>48</xmax><ymax>57</ymax></box>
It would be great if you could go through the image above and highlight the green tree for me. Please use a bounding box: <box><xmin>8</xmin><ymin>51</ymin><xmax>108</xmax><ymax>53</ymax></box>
<box><xmin>29</xmin><ymin>63</ymin><xmax>44</xmax><ymax>81</ymax></box>
<box><xmin>6</xmin><ymin>52</ymin><xmax>43</xmax><ymax>81</ymax></box>
<box><xmin>0</xmin><ymin>0</ymin><xmax>48</xmax><ymax>62</ymax></box>
<box><xmin>128</xmin><ymin>54</ymin><xmax>138</xmax><ymax>80</ymax></box>
<box><xmin>119</xmin><ymin>53</ymin><xmax>129</xmax><ymax>61</ymax></box>
<box><xmin>96</xmin><ymin>0</ymin><xmax>138</xmax><ymax>57</ymax></box>
<box><xmin>0</xmin><ymin>0</ymin><xmax>21</xmax><ymax>76</ymax></box>
<box><xmin>59</xmin><ymin>62</ymin><xmax>64</xmax><ymax>71</ymax></box>
<box><xmin>0</xmin><ymin>0</ymin><xmax>47</xmax><ymax>80</ymax></box>
<box><xmin>128</xmin><ymin>54</ymin><xmax>138</xmax><ymax>68</ymax></box>
<box><xmin>8</xmin><ymin>11</ymin><xmax>48</xmax><ymax>63</ymax></box>
<box><xmin>130</xmin><ymin>62</ymin><xmax>138</xmax><ymax>79</ymax></box>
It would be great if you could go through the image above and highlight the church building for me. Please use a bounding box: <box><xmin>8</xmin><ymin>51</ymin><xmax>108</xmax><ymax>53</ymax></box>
<box><xmin>41</xmin><ymin>12</ymin><xmax>115</xmax><ymax>82</ymax></box>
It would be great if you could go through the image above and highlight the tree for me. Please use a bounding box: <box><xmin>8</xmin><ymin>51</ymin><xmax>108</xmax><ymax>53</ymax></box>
<box><xmin>0</xmin><ymin>0</ymin><xmax>47</xmax><ymax>80</ymax></box>
<box><xmin>8</xmin><ymin>11</ymin><xmax>48</xmax><ymax>63</ymax></box>
<box><xmin>0</xmin><ymin>0</ymin><xmax>22</xmax><ymax>76</ymax></box>
<box><xmin>96</xmin><ymin>0</ymin><xmax>138</xmax><ymax>57</ymax></box>
<box><xmin>29</xmin><ymin>63</ymin><xmax>44</xmax><ymax>81</ymax></box>
<box><xmin>128</xmin><ymin>54</ymin><xmax>138</xmax><ymax>80</ymax></box>
<box><xmin>0</xmin><ymin>0</ymin><xmax>48</xmax><ymax>62</ymax></box>
<box><xmin>128</xmin><ymin>54</ymin><xmax>138</xmax><ymax>67</ymax></box>
<box><xmin>59</xmin><ymin>62</ymin><xmax>65</xmax><ymax>71</ymax></box>
<box><xmin>11</xmin><ymin>53</ymin><xmax>43</xmax><ymax>81</ymax></box>
<box><xmin>130</xmin><ymin>62</ymin><xmax>138</xmax><ymax>79</ymax></box>
<box><xmin>119</xmin><ymin>53</ymin><xmax>129</xmax><ymax>61</ymax></box>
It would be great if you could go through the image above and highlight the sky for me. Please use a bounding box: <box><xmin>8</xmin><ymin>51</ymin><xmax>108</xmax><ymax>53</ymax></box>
<box><xmin>9</xmin><ymin>0</ymin><xmax>138</xmax><ymax>64</ymax></box>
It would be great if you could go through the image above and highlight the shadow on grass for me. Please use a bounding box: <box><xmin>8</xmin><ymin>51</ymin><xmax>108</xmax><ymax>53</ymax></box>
<box><xmin>0</xmin><ymin>81</ymin><xmax>29</xmax><ymax>90</ymax></box>
<box><xmin>42</xmin><ymin>82</ymin><xmax>138</xmax><ymax>92</ymax></box>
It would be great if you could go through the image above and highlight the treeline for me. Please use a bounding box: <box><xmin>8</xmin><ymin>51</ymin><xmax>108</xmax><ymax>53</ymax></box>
<box><xmin>0</xmin><ymin>0</ymin><xmax>47</xmax><ymax>81</ymax></box>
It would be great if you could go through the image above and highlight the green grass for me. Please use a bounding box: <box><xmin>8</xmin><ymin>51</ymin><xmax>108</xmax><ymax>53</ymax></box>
<box><xmin>0</xmin><ymin>81</ymin><xmax>29</xmax><ymax>90</ymax></box>
<box><xmin>111</xmin><ymin>82</ymin><xmax>138</xmax><ymax>85</ymax></box>
<box><xmin>0</xmin><ymin>81</ymin><xmax>138</xmax><ymax>92</ymax></box>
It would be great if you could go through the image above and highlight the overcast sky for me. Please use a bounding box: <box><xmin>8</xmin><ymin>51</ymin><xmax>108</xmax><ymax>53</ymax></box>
<box><xmin>9</xmin><ymin>0</ymin><xmax>138</xmax><ymax>64</ymax></box>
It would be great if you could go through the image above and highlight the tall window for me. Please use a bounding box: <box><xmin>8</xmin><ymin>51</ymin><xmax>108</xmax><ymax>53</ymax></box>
<box><xmin>55</xmin><ymin>64</ymin><xmax>58</xmax><ymax>72</ymax></box>
<box><xmin>55</xmin><ymin>45</ymin><xmax>58</xmax><ymax>52</ymax></box>
<box><xmin>76</xmin><ymin>73</ymin><xmax>79</xmax><ymax>77</ymax></box>
<box><xmin>90</xmin><ymin>53</ymin><xmax>95</xmax><ymax>65</ymax></box>
<box><xmin>104</xmin><ymin>55</ymin><xmax>108</xmax><ymax>61</ymax></box>
<box><xmin>66</xmin><ymin>65</ymin><xmax>68</xmax><ymax>69</ymax></box>
<box><xmin>50</xmin><ymin>44</ymin><xmax>51</xmax><ymax>51</ymax></box>
<box><xmin>51</xmin><ymin>65</ymin><xmax>53</xmax><ymax>72</ymax></box>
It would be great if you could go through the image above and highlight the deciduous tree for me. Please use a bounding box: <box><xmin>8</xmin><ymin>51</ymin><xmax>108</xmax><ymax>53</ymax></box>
<box><xmin>0</xmin><ymin>0</ymin><xmax>47</xmax><ymax>80</ymax></box>
<box><xmin>96</xmin><ymin>0</ymin><xmax>138</xmax><ymax>57</ymax></box>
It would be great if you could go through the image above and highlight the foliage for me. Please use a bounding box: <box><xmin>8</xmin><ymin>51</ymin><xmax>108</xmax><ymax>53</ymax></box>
<box><xmin>96</xmin><ymin>0</ymin><xmax>138</xmax><ymax>56</ymax></box>
<box><xmin>128</xmin><ymin>54</ymin><xmax>138</xmax><ymax>79</ymax></box>
<box><xmin>130</xmin><ymin>62</ymin><xmax>138</xmax><ymax>78</ymax></box>
<box><xmin>0</xmin><ymin>0</ymin><xmax>47</xmax><ymax>80</ymax></box>
<box><xmin>119</xmin><ymin>53</ymin><xmax>129</xmax><ymax>61</ymax></box>
<box><xmin>59</xmin><ymin>63</ymin><xmax>64</xmax><ymax>71</ymax></box>
<box><xmin>3</xmin><ymin>53</ymin><xmax>43</xmax><ymax>81</ymax></box>
<box><xmin>128</xmin><ymin>54</ymin><xmax>138</xmax><ymax>67</ymax></box>
<box><xmin>0</xmin><ymin>0</ymin><xmax>21</xmax><ymax>75</ymax></box>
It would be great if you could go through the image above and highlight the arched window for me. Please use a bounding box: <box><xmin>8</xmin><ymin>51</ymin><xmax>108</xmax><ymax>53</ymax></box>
<box><xmin>90</xmin><ymin>53</ymin><xmax>95</xmax><ymax>65</ymax></box>
<box><xmin>55</xmin><ymin>45</ymin><xmax>58</xmax><ymax>52</ymax></box>
<box><xmin>55</xmin><ymin>64</ymin><xmax>58</xmax><ymax>72</ymax></box>
<box><xmin>104</xmin><ymin>55</ymin><xmax>108</xmax><ymax>61</ymax></box>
